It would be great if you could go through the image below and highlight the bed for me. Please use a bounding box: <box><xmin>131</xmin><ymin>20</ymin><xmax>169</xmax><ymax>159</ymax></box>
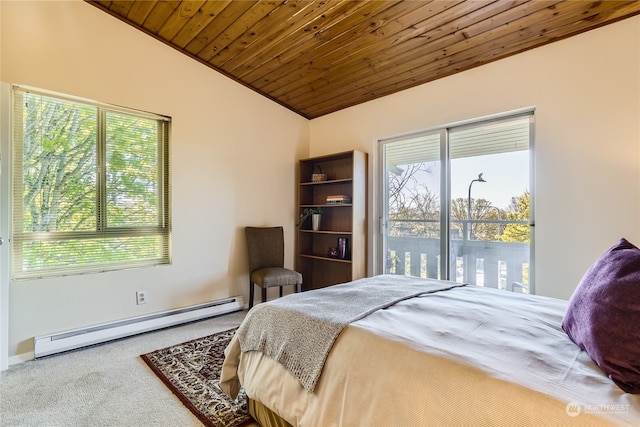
<box><xmin>220</xmin><ymin>273</ymin><xmax>640</xmax><ymax>426</ymax></box>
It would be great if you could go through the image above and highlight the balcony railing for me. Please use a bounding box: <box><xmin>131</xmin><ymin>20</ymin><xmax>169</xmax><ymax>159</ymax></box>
<box><xmin>386</xmin><ymin>219</ymin><xmax>530</xmax><ymax>293</ymax></box>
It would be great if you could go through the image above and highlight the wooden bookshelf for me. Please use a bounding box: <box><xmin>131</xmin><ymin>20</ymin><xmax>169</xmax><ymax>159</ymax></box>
<box><xmin>296</xmin><ymin>150</ymin><xmax>367</xmax><ymax>290</ymax></box>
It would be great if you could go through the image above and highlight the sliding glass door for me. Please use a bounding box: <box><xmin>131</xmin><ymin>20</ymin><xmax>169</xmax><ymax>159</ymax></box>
<box><xmin>382</xmin><ymin>130</ymin><xmax>447</xmax><ymax>279</ymax></box>
<box><xmin>380</xmin><ymin>112</ymin><xmax>534</xmax><ymax>293</ymax></box>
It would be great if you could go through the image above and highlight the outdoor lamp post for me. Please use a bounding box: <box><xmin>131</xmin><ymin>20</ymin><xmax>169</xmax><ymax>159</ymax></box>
<box><xmin>467</xmin><ymin>173</ymin><xmax>486</xmax><ymax>239</ymax></box>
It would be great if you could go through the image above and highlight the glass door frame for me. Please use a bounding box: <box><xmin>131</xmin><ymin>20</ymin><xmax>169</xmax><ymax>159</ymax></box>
<box><xmin>375</xmin><ymin>108</ymin><xmax>535</xmax><ymax>291</ymax></box>
<box><xmin>0</xmin><ymin>82</ymin><xmax>10</xmax><ymax>370</ymax></box>
<box><xmin>378</xmin><ymin>128</ymin><xmax>449</xmax><ymax>279</ymax></box>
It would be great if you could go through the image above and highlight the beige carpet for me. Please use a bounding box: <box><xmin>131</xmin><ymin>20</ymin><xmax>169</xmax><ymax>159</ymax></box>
<box><xmin>0</xmin><ymin>310</ymin><xmax>248</xmax><ymax>426</ymax></box>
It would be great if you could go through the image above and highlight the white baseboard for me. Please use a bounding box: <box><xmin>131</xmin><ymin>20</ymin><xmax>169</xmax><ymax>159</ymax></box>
<box><xmin>31</xmin><ymin>296</ymin><xmax>243</xmax><ymax>360</ymax></box>
<box><xmin>9</xmin><ymin>351</ymin><xmax>34</xmax><ymax>366</ymax></box>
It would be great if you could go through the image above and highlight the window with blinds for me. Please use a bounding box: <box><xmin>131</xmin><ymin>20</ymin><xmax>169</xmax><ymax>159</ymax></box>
<box><xmin>12</xmin><ymin>86</ymin><xmax>171</xmax><ymax>279</ymax></box>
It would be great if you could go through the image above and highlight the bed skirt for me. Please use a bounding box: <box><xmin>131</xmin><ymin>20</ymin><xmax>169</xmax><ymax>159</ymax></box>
<box><xmin>248</xmin><ymin>399</ymin><xmax>292</xmax><ymax>427</ymax></box>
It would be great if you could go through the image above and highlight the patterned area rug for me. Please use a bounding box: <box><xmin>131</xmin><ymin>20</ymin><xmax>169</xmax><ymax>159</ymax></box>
<box><xmin>141</xmin><ymin>328</ymin><xmax>251</xmax><ymax>427</ymax></box>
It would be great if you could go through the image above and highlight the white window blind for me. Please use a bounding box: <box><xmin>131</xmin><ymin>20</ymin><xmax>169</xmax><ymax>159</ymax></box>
<box><xmin>12</xmin><ymin>86</ymin><xmax>171</xmax><ymax>279</ymax></box>
<box><xmin>384</xmin><ymin>114</ymin><xmax>530</xmax><ymax>168</ymax></box>
<box><xmin>449</xmin><ymin>115</ymin><xmax>530</xmax><ymax>159</ymax></box>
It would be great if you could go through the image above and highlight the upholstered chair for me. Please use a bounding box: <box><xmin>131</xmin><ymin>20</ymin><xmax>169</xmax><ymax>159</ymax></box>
<box><xmin>245</xmin><ymin>226</ymin><xmax>303</xmax><ymax>308</ymax></box>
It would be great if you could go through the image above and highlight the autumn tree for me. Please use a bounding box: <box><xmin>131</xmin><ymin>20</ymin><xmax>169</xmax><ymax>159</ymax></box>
<box><xmin>387</xmin><ymin>163</ymin><xmax>440</xmax><ymax>238</ymax></box>
<box><xmin>387</xmin><ymin>163</ymin><xmax>527</xmax><ymax>244</ymax></box>
<box><xmin>451</xmin><ymin>197</ymin><xmax>504</xmax><ymax>241</ymax></box>
<box><xmin>501</xmin><ymin>191</ymin><xmax>530</xmax><ymax>243</ymax></box>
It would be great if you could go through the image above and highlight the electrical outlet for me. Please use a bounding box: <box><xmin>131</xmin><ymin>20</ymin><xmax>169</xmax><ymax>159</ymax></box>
<box><xmin>136</xmin><ymin>290</ymin><xmax>147</xmax><ymax>305</ymax></box>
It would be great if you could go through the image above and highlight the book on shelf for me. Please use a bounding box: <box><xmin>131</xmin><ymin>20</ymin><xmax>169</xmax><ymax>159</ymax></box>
<box><xmin>326</xmin><ymin>195</ymin><xmax>352</xmax><ymax>204</ymax></box>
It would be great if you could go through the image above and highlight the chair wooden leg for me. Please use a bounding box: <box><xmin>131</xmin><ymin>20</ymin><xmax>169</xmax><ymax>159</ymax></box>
<box><xmin>279</xmin><ymin>286</ymin><xmax>283</xmax><ymax>297</ymax></box>
<box><xmin>261</xmin><ymin>287</ymin><xmax>267</xmax><ymax>304</ymax></box>
<box><xmin>249</xmin><ymin>281</ymin><xmax>255</xmax><ymax>309</ymax></box>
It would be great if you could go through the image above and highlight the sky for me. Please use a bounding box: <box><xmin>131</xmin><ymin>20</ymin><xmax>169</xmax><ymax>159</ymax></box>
<box><xmin>401</xmin><ymin>150</ymin><xmax>529</xmax><ymax>210</ymax></box>
<box><xmin>451</xmin><ymin>151</ymin><xmax>529</xmax><ymax>209</ymax></box>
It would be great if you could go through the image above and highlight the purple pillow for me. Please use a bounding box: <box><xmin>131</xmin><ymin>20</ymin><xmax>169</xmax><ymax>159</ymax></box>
<box><xmin>562</xmin><ymin>238</ymin><xmax>640</xmax><ymax>393</ymax></box>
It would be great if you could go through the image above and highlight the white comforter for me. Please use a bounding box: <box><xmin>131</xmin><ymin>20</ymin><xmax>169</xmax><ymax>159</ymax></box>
<box><xmin>222</xmin><ymin>279</ymin><xmax>640</xmax><ymax>426</ymax></box>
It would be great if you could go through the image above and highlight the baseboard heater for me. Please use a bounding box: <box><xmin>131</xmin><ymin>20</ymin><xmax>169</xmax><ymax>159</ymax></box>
<box><xmin>33</xmin><ymin>296</ymin><xmax>244</xmax><ymax>359</ymax></box>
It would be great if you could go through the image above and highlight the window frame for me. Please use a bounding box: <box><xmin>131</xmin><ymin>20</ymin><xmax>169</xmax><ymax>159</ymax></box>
<box><xmin>11</xmin><ymin>86</ymin><xmax>171</xmax><ymax>279</ymax></box>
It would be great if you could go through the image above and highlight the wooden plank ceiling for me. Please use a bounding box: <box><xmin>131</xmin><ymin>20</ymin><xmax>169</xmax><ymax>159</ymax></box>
<box><xmin>88</xmin><ymin>1</ymin><xmax>640</xmax><ymax>119</ymax></box>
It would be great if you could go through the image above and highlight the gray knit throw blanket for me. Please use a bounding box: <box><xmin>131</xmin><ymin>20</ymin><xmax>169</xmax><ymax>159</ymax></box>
<box><xmin>235</xmin><ymin>274</ymin><xmax>464</xmax><ymax>393</ymax></box>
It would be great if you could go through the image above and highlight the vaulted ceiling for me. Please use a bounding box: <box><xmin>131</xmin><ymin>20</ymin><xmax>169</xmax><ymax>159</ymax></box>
<box><xmin>88</xmin><ymin>1</ymin><xmax>640</xmax><ymax>119</ymax></box>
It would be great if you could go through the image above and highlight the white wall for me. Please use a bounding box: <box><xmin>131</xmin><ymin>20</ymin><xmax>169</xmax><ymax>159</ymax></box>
<box><xmin>2</xmin><ymin>1</ymin><xmax>638</xmax><ymax>360</ymax></box>
<box><xmin>1</xmin><ymin>1</ymin><xmax>309</xmax><ymax>359</ymax></box>
<box><xmin>309</xmin><ymin>16</ymin><xmax>640</xmax><ymax>300</ymax></box>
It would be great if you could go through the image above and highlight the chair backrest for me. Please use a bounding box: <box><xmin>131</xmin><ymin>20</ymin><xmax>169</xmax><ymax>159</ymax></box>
<box><xmin>245</xmin><ymin>226</ymin><xmax>285</xmax><ymax>272</ymax></box>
